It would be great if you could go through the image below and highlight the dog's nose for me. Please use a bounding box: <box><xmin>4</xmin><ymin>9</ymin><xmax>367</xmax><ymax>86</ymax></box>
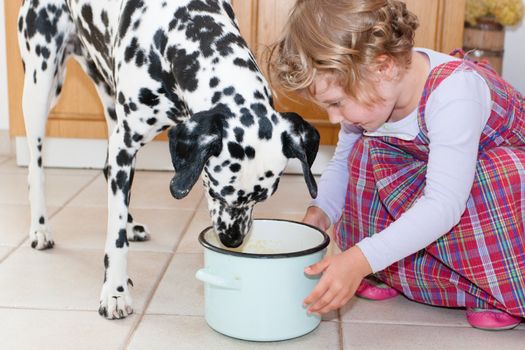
<box><xmin>219</xmin><ymin>233</ymin><xmax>244</xmax><ymax>248</ymax></box>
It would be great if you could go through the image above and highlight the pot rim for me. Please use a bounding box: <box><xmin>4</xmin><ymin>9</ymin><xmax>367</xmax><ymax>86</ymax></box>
<box><xmin>198</xmin><ymin>218</ymin><xmax>330</xmax><ymax>259</ymax></box>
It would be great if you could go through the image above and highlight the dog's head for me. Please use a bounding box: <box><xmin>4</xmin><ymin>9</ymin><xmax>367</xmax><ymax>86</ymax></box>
<box><xmin>168</xmin><ymin>107</ymin><xmax>319</xmax><ymax>247</ymax></box>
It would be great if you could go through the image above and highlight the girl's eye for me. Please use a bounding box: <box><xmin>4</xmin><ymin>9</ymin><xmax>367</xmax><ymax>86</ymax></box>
<box><xmin>328</xmin><ymin>101</ymin><xmax>341</xmax><ymax>108</ymax></box>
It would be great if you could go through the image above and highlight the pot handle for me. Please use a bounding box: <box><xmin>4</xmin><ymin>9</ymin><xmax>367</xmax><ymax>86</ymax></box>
<box><xmin>195</xmin><ymin>268</ymin><xmax>242</xmax><ymax>290</ymax></box>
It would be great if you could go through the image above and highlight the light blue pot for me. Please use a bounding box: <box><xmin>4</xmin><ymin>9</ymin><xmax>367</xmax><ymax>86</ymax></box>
<box><xmin>196</xmin><ymin>219</ymin><xmax>329</xmax><ymax>342</ymax></box>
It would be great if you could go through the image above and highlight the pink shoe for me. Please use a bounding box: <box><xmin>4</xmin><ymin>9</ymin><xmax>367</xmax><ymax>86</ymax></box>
<box><xmin>355</xmin><ymin>278</ymin><xmax>400</xmax><ymax>300</ymax></box>
<box><xmin>466</xmin><ymin>308</ymin><xmax>522</xmax><ymax>331</ymax></box>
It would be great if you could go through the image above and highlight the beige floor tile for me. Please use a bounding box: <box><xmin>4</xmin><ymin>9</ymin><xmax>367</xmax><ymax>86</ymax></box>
<box><xmin>147</xmin><ymin>253</ymin><xmax>204</xmax><ymax>316</ymax></box>
<box><xmin>0</xmin><ymin>246</ymin><xmax>170</xmax><ymax>313</ymax></box>
<box><xmin>128</xmin><ymin>315</ymin><xmax>340</xmax><ymax>350</ymax></box>
<box><xmin>176</xmin><ymin>209</ymin><xmax>212</xmax><ymax>253</ymax></box>
<box><xmin>340</xmin><ymin>295</ymin><xmax>468</xmax><ymax>327</ymax></box>
<box><xmin>50</xmin><ymin>206</ymin><xmax>194</xmax><ymax>252</ymax></box>
<box><xmin>0</xmin><ymin>308</ymin><xmax>136</xmax><ymax>350</ymax></box>
<box><xmin>341</xmin><ymin>323</ymin><xmax>525</xmax><ymax>350</ymax></box>
<box><xmin>0</xmin><ymin>156</ymin><xmax>9</xmax><ymax>165</ymax></box>
<box><xmin>0</xmin><ymin>204</ymin><xmax>60</xmax><ymax>246</ymax></box>
<box><xmin>0</xmin><ymin>171</ymin><xmax>97</xmax><ymax>206</ymax></box>
<box><xmin>69</xmin><ymin>171</ymin><xmax>204</xmax><ymax>209</ymax></box>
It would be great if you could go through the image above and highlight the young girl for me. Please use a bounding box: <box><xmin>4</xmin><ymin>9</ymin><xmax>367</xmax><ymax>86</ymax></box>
<box><xmin>269</xmin><ymin>0</ymin><xmax>525</xmax><ymax>330</ymax></box>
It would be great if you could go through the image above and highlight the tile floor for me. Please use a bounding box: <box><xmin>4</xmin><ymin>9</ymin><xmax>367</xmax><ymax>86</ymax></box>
<box><xmin>0</xmin><ymin>155</ymin><xmax>524</xmax><ymax>350</ymax></box>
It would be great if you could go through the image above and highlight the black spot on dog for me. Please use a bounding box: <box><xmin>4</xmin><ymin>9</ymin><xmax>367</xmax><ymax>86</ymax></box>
<box><xmin>135</xmin><ymin>50</ymin><xmax>145</xmax><ymax>66</ymax></box>
<box><xmin>230</xmin><ymin>163</ymin><xmax>241</xmax><ymax>173</ymax></box>
<box><xmin>18</xmin><ymin>16</ymin><xmax>24</xmax><ymax>32</ymax></box>
<box><xmin>115</xmin><ymin>170</ymin><xmax>129</xmax><ymax>190</ymax></box>
<box><xmin>245</xmin><ymin>146</ymin><xmax>255</xmax><ymax>159</ymax></box>
<box><xmin>228</xmin><ymin>142</ymin><xmax>245</xmax><ymax>160</ymax></box>
<box><xmin>209</xmin><ymin>77</ymin><xmax>219</xmax><ymax>88</ymax></box>
<box><xmin>41</xmin><ymin>47</ymin><xmax>50</xmax><ymax>59</ymax></box>
<box><xmin>221</xmin><ymin>186</ymin><xmax>235</xmax><ymax>196</ymax></box>
<box><xmin>216</xmin><ymin>33</ymin><xmax>246</xmax><ymax>57</ymax></box>
<box><xmin>116</xmin><ymin>228</ymin><xmax>129</xmax><ymax>248</ymax></box>
<box><xmin>107</xmin><ymin>107</ymin><xmax>117</xmax><ymax>121</ymax></box>
<box><xmin>139</xmin><ymin>88</ymin><xmax>159</xmax><ymax>107</ymax></box>
<box><xmin>118</xmin><ymin>92</ymin><xmax>126</xmax><ymax>105</ymax></box>
<box><xmin>154</xmin><ymin>29</ymin><xmax>168</xmax><ymax>55</ymax></box>
<box><xmin>119</xmin><ymin>0</ymin><xmax>144</xmax><ymax>40</ymax></box>
<box><xmin>254</xmin><ymin>90</ymin><xmax>264</xmax><ymax>100</ymax></box>
<box><xmin>39</xmin><ymin>216</ymin><xmax>45</xmax><ymax>224</ymax></box>
<box><xmin>240</xmin><ymin>108</ymin><xmax>254</xmax><ymax>127</ymax></box>
<box><xmin>258</xmin><ymin>117</ymin><xmax>273</xmax><ymax>140</ymax></box>
<box><xmin>212</xmin><ymin>91</ymin><xmax>222</xmax><ymax>104</ymax></box>
<box><xmin>233</xmin><ymin>57</ymin><xmax>258</xmax><ymax>72</ymax></box>
<box><xmin>124</xmin><ymin>37</ymin><xmax>139</xmax><ymax>62</ymax></box>
<box><xmin>222</xmin><ymin>1</ymin><xmax>236</xmax><ymax>22</ymax></box>
<box><xmin>101</xmin><ymin>10</ymin><xmax>109</xmax><ymax>27</ymax></box>
<box><xmin>146</xmin><ymin>117</ymin><xmax>157</xmax><ymax>125</ymax></box>
<box><xmin>223</xmin><ymin>86</ymin><xmax>234</xmax><ymax>96</ymax></box>
<box><xmin>188</xmin><ymin>0</ymin><xmax>221</xmax><ymax>13</ymax></box>
<box><xmin>234</xmin><ymin>94</ymin><xmax>245</xmax><ymax>105</ymax></box>
<box><xmin>233</xmin><ymin>127</ymin><xmax>244</xmax><ymax>143</ymax></box>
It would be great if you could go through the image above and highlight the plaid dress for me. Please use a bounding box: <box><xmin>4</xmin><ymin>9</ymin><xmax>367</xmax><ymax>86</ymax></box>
<box><xmin>335</xmin><ymin>56</ymin><xmax>525</xmax><ymax>317</ymax></box>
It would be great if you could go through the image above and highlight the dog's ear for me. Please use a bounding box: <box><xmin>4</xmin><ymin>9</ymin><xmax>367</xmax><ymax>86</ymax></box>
<box><xmin>280</xmin><ymin>112</ymin><xmax>320</xmax><ymax>198</ymax></box>
<box><xmin>168</xmin><ymin>109</ymin><xmax>224</xmax><ymax>199</ymax></box>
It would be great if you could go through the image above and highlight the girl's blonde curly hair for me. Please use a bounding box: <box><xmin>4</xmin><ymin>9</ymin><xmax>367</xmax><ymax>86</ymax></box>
<box><xmin>268</xmin><ymin>0</ymin><xmax>419</xmax><ymax>105</ymax></box>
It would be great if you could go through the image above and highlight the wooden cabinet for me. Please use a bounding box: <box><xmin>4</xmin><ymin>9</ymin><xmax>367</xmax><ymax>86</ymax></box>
<box><xmin>5</xmin><ymin>0</ymin><xmax>465</xmax><ymax>145</ymax></box>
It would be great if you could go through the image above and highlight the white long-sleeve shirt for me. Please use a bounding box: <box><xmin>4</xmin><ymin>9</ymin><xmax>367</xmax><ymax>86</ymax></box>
<box><xmin>311</xmin><ymin>48</ymin><xmax>492</xmax><ymax>272</ymax></box>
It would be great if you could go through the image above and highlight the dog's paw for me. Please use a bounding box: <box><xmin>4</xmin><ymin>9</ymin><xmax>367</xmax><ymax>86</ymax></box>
<box><xmin>98</xmin><ymin>278</ymin><xmax>134</xmax><ymax>319</ymax></box>
<box><xmin>30</xmin><ymin>229</ymin><xmax>54</xmax><ymax>250</ymax></box>
<box><xmin>127</xmin><ymin>222</ymin><xmax>150</xmax><ymax>242</ymax></box>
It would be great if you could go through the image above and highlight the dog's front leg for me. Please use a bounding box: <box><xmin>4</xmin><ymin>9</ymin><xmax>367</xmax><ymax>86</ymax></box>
<box><xmin>98</xmin><ymin>129</ymin><xmax>138</xmax><ymax>319</ymax></box>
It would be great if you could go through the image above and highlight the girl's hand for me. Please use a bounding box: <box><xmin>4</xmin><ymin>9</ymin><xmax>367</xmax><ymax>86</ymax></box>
<box><xmin>302</xmin><ymin>206</ymin><xmax>331</xmax><ymax>231</ymax></box>
<box><xmin>303</xmin><ymin>246</ymin><xmax>372</xmax><ymax>315</ymax></box>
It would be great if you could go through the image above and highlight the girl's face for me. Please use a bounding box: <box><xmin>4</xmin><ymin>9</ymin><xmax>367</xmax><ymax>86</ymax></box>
<box><xmin>311</xmin><ymin>73</ymin><xmax>399</xmax><ymax>132</ymax></box>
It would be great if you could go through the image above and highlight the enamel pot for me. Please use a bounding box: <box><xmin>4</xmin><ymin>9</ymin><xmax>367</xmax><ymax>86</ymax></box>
<box><xmin>196</xmin><ymin>219</ymin><xmax>330</xmax><ymax>342</ymax></box>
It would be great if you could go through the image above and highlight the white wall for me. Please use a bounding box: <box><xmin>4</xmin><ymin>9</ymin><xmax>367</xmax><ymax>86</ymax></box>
<box><xmin>0</xmin><ymin>0</ymin><xmax>9</xmax><ymax>130</ymax></box>
<box><xmin>503</xmin><ymin>19</ymin><xmax>525</xmax><ymax>94</ymax></box>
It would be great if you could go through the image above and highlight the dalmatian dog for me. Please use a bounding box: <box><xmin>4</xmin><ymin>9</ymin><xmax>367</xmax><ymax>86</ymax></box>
<box><xmin>17</xmin><ymin>0</ymin><xmax>320</xmax><ymax>319</ymax></box>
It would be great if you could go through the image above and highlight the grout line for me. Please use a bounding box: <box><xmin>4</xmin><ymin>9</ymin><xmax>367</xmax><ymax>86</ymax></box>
<box><xmin>338</xmin><ymin>319</ymin><xmax>475</xmax><ymax>329</ymax></box>
<box><xmin>337</xmin><ymin>309</ymin><xmax>344</xmax><ymax>350</ymax></box>
<box><xmin>122</xmin><ymin>194</ymin><xmax>206</xmax><ymax>350</ymax></box>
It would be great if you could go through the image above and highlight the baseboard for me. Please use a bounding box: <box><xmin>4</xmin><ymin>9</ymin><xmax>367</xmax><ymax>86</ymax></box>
<box><xmin>15</xmin><ymin>137</ymin><xmax>334</xmax><ymax>175</ymax></box>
